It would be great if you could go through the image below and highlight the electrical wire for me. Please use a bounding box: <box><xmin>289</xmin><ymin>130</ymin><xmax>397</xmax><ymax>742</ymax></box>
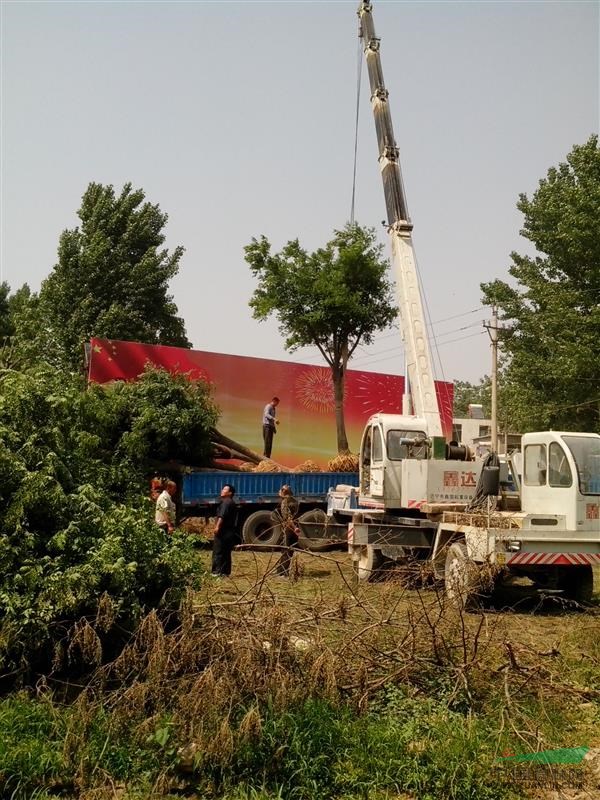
<box><xmin>351</xmin><ymin>321</ymin><xmax>483</xmax><ymax>364</ymax></box>
<box><xmin>429</xmin><ymin>306</ymin><xmax>486</xmax><ymax>326</ymax></box>
<box><xmin>367</xmin><ymin>306</ymin><xmax>485</xmax><ymax>344</ymax></box>
<box><xmin>411</xmin><ymin>247</ymin><xmax>447</xmax><ymax>383</ymax></box>
<box><xmin>353</xmin><ymin>331</ymin><xmax>486</xmax><ymax>369</ymax></box>
<box><xmin>350</xmin><ymin>34</ymin><xmax>363</xmax><ymax>225</ymax></box>
<box><xmin>536</xmin><ymin>396</ymin><xmax>600</xmax><ymax>414</ymax></box>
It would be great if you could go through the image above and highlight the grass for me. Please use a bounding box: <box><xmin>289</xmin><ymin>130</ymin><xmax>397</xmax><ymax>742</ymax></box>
<box><xmin>1</xmin><ymin>549</ymin><xmax>599</xmax><ymax>799</ymax></box>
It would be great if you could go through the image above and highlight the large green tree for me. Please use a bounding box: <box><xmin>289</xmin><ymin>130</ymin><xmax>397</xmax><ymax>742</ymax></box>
<box><xmin>481</xmin><ymin>136</ymin><xmax>600</xmax><ymax>433</ymax></box>
<box><xmin>246</xmin><ymin>224</ymin><xmax>397</xmax><ymax>453</ymax></box>
<box><xmin>40</xmin><ymin>182</ymin><xmax>190</xmax><ymax>369</ymax></box>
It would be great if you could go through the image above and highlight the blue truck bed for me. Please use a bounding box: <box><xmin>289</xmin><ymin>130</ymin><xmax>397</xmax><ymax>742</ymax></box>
<box><xmin>182</xmin><ymin>471</ymin><xmax>358</xmax><ymax>509</ymax></box>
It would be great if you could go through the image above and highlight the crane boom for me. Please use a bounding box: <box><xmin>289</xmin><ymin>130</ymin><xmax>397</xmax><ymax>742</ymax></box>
<box><xmin>358</xmin><ymin>1</ymin><xmax>443</xmax><ymax>438</ymax></box>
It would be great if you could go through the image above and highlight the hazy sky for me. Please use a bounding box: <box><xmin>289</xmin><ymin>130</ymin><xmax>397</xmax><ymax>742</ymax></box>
<box><xmin>1</xmin><ymin>0</ymin><xmax>598</xmax><ymax>382</ymax></box>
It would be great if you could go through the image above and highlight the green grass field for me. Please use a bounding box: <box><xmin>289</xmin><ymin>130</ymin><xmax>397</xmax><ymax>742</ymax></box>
<box><xmin>2</xmin><ymin>548</ymin><xmax>599</xmax><ymax>800</ymax></box>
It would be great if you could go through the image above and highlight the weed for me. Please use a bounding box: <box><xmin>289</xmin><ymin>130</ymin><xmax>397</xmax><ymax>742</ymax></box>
<box><xmin>2</xmin><ymin>552</ymin><xmax>599</xmax><ymax>799</ymax></box>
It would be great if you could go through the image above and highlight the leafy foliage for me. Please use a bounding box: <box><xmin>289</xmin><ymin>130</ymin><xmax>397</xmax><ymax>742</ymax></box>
<box><xmin>0</xmin><ymin>285</ymin><xmax>44</xmax><ymax>371</ymax></box>
<box><xmin>0</xmin><ymin>282</ymin><xmax>12</xmax><ymax>340</ymax></box>
<box><xmin>453</xmin><ymin>377</ymin><xmax>491</xmax><ymax>418</ymax></box>
<box><xmin>0</xmin><ymin>694</ymin><xmax>514</xmax><ymax>800</ymax></box>
<box><xmin>39</xmin><ymin>182</ymin><xmax>190</xmax><ymax>370</ymax></box>
<box><xmin>0</xmin><ymin>366</ymin><xmax>217</xmax><ymax>672</ymax></box>
<box><xmin>481</xmin><ymin>136</ymin><xmax>600</xmax><ymax>432</ymax></box>
<box><xmin>246</xmin><ymin>223</ymin><xmax>397</xmax><ymax>452</ymax></box>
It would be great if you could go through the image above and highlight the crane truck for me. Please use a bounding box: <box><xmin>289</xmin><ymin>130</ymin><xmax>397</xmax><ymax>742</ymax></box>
<box><xmin>332</xmin><ymin>2</ymin><xmax>600</xmax><ymax>606</ymax></box>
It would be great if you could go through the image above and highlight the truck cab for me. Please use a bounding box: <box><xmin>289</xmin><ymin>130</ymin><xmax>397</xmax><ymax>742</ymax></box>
<box><xmin>520</xmin><ymin>431</ymin><xmax>600</xmax><ymax>532</ymax></box>
<box><xmin>359</xmin><ymin>413</ymin><xmax>481</xmax><ymax>511</ymax></box>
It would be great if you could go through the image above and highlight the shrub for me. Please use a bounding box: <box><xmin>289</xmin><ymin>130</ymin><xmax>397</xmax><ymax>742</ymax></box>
<box><xmin>0</xmin><ymin>365</ymin><xmax>217</xmax><ymax>674</ymax></box>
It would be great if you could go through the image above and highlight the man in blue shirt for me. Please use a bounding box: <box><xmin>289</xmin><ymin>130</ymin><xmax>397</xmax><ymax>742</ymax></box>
<box><xmin>262</xmin><ymin>396</ymin><xmax>280</xmax><ymax>458</ymax></box>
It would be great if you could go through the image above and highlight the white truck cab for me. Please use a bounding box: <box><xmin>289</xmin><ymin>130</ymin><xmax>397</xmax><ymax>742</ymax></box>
<box><xmin>520</xmin><ymin>431</ymin><xmax>600</xmax><ymax>532</ymax></box>
<box><xmin>359</xmin><ymin>413</ymin><xmax>481</xmax><ymax>511</ymax></box>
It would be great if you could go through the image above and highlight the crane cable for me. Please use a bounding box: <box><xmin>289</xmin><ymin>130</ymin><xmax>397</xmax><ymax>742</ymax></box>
<box><xmin>349</xmin><ymin>15</ymin><xmax>455</xmax><ymax>387</ymax></box>
<box><xmin>350</xmin><ymin>32</ymin><xmax>363</xmax><ymax>225</ymax></box>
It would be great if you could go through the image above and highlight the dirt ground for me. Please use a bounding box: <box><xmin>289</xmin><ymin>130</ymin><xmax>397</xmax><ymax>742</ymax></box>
<box><xmin>193</xmin><ymin>546</ymin><xmax>600</xmax><ymax>659</ymax></box>
<box><xmin>190</xmin><ymin>547</ymin><xmax>600</xmax><ymax>799</ymax></box>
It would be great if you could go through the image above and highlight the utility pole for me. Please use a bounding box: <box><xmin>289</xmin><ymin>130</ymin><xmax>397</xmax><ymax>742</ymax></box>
<box><xmin>484</xmin><ymin>307</ymin><xmax>500</xmax><ymax>453</ymax></box>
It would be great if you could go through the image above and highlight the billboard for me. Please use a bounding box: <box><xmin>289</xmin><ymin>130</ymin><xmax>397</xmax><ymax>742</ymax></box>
<box><xmin>88</xmin><ymin>338</ymin><xmax>453</xmax><ymax>468</ymax></box>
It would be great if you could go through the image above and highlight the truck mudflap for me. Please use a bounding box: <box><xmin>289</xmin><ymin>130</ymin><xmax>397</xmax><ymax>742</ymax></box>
<box><xmin>350</xmin><ymin>521</ymin><xmax>437</xmax><ymax>549</ymax></box>
<box><xmin>296</xmin><ymin>509</ymin><xmax>347</xmax><ymax>551</ymax></box>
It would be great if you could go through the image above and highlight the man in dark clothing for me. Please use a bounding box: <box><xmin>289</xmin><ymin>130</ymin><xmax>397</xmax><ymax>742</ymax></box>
<box><xmin>211</xmin><ymin>484</ymin><xmax>237</xmax><ymax>576</ymax></box>
<box><xmin>272</xmin><ymin>485</ymin><xmax>300</xmax><ymax>577</ymax></box>
<box><xmin>262</xmin><ymin>396</ymin><xmax>280</xmax><ymax>458</ymax></box>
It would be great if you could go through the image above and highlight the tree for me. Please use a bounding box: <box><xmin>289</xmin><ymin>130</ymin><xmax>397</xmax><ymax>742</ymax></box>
<box><xmin>453</xmin><ymin>377</ymin><xmax>491</xmax><ymax>418</ymax></box>
<box><xmin>0</xmin><ymin>364</ymin><xmax>218</xmax><ymax>673</ymax></box>
<box><xmin>39</xmin><ymin>183</ymin><xmax>190</xmax><ymax>370</ymax></box>
<box><xmin>0</xmin><ymin>283</ymin><xmax>39</xmax><ymax>370</ymax></box>
<box><xmin>0</xmin><ymin>282</ymin><xmax>11</xmax><ymax>340</ymax></box>
<box><xmin>246</xmin><ymin>224</ymin><xmax>397</xmax><ymax>453</ymax></box>
<box><xmin>481</xmin><ymin>136</ymin><xmax>600</xmax><ymax>433</ymax></box>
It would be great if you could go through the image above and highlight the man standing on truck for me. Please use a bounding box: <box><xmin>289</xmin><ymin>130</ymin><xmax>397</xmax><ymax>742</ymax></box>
<box><xmin>262</xmin><ymin>396</ymin><xmax>280</xmax><ymax>459</ymax></box>
<box><xmin>211</xmin><ymin>484</ymin><xmax>238</xmax><ymax>577</ymax></box>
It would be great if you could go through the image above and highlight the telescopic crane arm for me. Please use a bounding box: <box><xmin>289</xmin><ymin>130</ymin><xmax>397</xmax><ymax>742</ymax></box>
<box><xmin>358</xmin><ymin>1</ymin><xmax>443</xmax><ymax>438</ymax></box>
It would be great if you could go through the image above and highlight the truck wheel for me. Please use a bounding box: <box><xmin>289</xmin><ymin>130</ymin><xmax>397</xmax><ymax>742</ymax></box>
<box><xmin>354</xmin><ymin>545</ymin><xmax>385</xmax><ymax>582</ymax></box>
<box><xmin>444</xmin><ymin>541</ymin><xmax>486</xmax><ymax>610</ymax></box>
<box><xmin>558</xmin><ymin>565</ymin><xmax>594</xmax><ymax>604</ymax></box>
<box><xmin>242</xmin><ymin>511</ymin><xmax>282</xmax><ymax>547</ymax></box>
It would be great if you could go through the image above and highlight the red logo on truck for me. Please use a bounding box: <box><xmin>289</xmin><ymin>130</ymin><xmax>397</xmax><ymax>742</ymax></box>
<box><xmin>443</xmin><ymin>471</ymin><xmax>459</xmax><ymax>488</ymax></box>
<box><xmin>586</xmin><ymin>504</ymin><xmax>599</xmax><ymax>520</ymax></box>
<box><xmin>461</xmin><ymin>471</ymin><xmax>477</xmax><ymax>488</ymax></box>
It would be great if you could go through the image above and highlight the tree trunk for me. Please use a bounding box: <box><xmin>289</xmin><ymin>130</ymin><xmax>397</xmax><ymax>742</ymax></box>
<box><xmin>210</xmin><ymin>442</ymin><xmax>259</xmax><ymax>463</ymax></box>
<box><xmin>210</xmin><ymin>428</ymin><xmax>264</xmax><ymax>464</ymax></box>
<box><xmin>332</xmin><ymin>362</ymin><xmax>349</xmax><ymax>454</ymax></box>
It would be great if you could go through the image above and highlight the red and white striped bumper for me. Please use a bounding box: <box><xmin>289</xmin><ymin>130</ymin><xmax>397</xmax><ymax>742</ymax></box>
<box><xmin>506</xmin><ymin>551</ymin><xmax>600</xmax><ymax>567</ymax></box>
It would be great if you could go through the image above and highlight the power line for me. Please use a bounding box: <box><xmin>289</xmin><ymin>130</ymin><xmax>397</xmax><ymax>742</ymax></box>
<box><xmin>351</xmin><ymin>321</ymin><xmax>483</xmax><ymax>364</ymax></box>
<box><xmin>420</xmin><ymin>329</ymin><xmax>485</xmax><ymax>348</ymax></box>
<box><xmin>430</xmin><ymin>306</ymin><xmax>486</xmax><ymax>326</ymax></box>
<box><xmin>542</xmin><ymin>396</ymin><xmax>600</xmax><ymax>414</ymax></box>
<box><xmin>353</xmin><ymin>331</ymin><xmax>486</xmax><ymax>369</ymax></box>
<box><xmin>369</xmin><ymin>306</ymin><xmax>485</xmax><ymax>344</ymax></box>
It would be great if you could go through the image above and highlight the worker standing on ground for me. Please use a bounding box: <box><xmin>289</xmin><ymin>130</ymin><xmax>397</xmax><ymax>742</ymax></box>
<box><xmin>155</xmin><ymin>479</ymin><xmax>177</xmax><ymax>535</ymax></box>
<box><xmin>272</xmin><ymin>484</ymin><xmax>300</xmax><ymax>577</ymax></box>
<box><xmin>211</xmin><ymin>484</ymin><xmax>238</xmax><ymax>576</ymax></box>
<box><xmin>262</xmin><ymin>396</ymin><xmax>280</xmax><ymax>458</ymax></box>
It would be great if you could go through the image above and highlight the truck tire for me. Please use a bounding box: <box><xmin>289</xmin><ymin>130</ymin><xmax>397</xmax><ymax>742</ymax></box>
<box><xmin>354</xmin><ymin>545</ymin><xmax>385</xmax><ymax>582</ymax></box>
<box><xmin>558</xmin><ymin>565</ymin><xmax>594</xmax><ymax>605</ymax></box>
<box><xmin>241</xmin><ymin>510</ymin><xmax>282</xmax><ymax>547</ymax></box>
<box><xmin>444</xmin><ymin>541</ymin><xmax>488</xmax><ymax>610</ymax></box>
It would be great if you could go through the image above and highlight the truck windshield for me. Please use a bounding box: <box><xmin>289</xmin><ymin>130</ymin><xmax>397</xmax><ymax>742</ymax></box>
<box><xmin>562</xmin><ymin>436</ymin><xmax>600</xmax><ymax>496</ymax></box>
<box><xmin>387</xmin><ymin>430</ymin><xmax>428</xmax><ymax>460</ymax></box>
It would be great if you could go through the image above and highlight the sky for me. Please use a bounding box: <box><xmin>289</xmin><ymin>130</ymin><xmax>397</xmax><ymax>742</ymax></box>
<box><xmin>1</xmin><ymin>0</ymin><xmax>598</xmax><ymax>384</ymax></box>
